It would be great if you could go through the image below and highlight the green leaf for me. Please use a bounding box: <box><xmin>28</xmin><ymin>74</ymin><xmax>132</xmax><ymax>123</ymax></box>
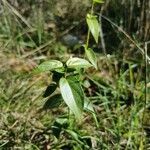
<box><xmin>84</xmin><ymin>97</ymin><xmax>99</xmax><ymax>127</ymax></box>
<box><xmin>55</xmin><ymin>118</ymin><xmax>68</xmax><ymax>126</ymax></box>
<box><xmin>85</xmin><ymin>47</ymin><xmax>97</xmax><ymax>69</ymax></box>
<box><xmin>84</xmin><ymin>97</ymin><xmax>95</xmax><ymax>113</ymax></box>
<box><xmin>86</xmin><ymin>14</ymin><xmax>100</xmax><ymax>43</ymax></box>
<box><xmin>43</xmin><ymin>94</ymin><xmax>62</xmax><ymax>109</ymax></box>
<box><xmin>93</xmin><ymin>0</ymin><xmax>104</xmax><ymax>3</ymax></box>
<box><xmin>66</xmin><ymin>130</ymin><xmax>80</xmax><ymax>142</ymax></box>
<box><xmin>34</xmin><ymin>60</ymin><xmax>64</xmax><ymax>73</ymax></box>
<box><xmin>59</xmin><ymin>77</ymin><xmax>84</xmax><ymax>119</ymax></box>
<box><xmin>66</xmin><ymin>57</ymin><xmax>92</xmax><ymax>69</ymax></box>
<box><xmin>67</xmin><ymin>76</ymin><xmax>84</xmax><ymax>109</ymax></box>
<box><xmin>43</xmin><ymin>83</ymin><xmax>57</xmax><ymax>98</ymax></box>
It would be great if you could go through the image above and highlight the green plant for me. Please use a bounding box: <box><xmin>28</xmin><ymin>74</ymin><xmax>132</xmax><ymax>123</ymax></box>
<box><xmin>33</xmin><ymin>0</ymin><xmax>104</xmax><ymax>120</ymax></box>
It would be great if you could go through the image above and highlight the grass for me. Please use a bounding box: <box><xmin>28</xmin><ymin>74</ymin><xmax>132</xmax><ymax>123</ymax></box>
<box><xmin>0</xmin><ymin>54</ymin><xmax>149</xmax><ymax>149</ymax></box>
<box><xmin>0</xmin><ymin>0</ymin><xmax>150</xmax><ymax>149</ymax></box>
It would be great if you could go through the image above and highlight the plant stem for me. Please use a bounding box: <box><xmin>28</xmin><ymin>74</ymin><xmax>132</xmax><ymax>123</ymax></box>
<box><xmin>139</xmin><ymin>42</ymin><xmax>148</xmax><ymax>149</ymax></box>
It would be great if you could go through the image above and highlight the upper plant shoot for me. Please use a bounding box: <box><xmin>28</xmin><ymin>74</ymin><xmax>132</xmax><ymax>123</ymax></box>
<box><xmin>86</xmin><ymin>14</ymin><xmax>100</xmax><ymax>44</ymax></box>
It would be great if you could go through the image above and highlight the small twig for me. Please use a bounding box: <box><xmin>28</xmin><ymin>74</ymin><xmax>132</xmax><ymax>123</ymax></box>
<box><xmin>21</xmin><ymin>39</ymin><xmax>56</xmax><ymax>58</ymax></box>
<box><xmin>99</xmin><ymin>14</ymin><xmax>106</xmax><ymax>55</ymax></box>
<box><xmin>139</xmin><ymin>41</ymin><xmax>148</xmax><ymax>148</ymax></box>
<box><xmin>2</xmin><ymin>0</ymin><xmax>32</xmax><ymax>29</ymax></box>
<box><xmin>98</xmin><ymin>0</ymin><xmax>111</xmax><ymax>55</ymax></box>
<box><xmin>21</xmin><ymin>24</ymin><xmax>79</xmax><ymax>58</ymax></box>
<box><xmin>142</xmin><ymin>41</ymin><xmax>148</xmax><ymax>126</ymax></box>
<box><xmin>99</xmin><ymin>14</ymin><xmax>150</xmax><ymax>64</ymax></box>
